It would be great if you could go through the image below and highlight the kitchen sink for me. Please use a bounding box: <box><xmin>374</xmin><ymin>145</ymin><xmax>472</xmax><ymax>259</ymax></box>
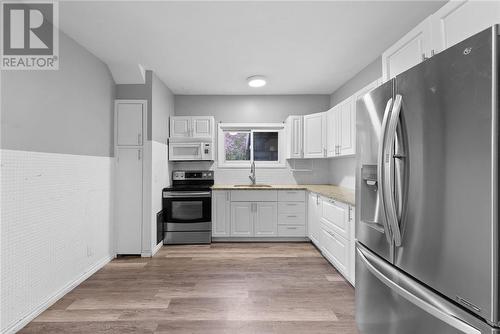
<box><xmin>234</xmin><ymin>184</ymin><xmax>273</xmax><ymax>188</ymax></box>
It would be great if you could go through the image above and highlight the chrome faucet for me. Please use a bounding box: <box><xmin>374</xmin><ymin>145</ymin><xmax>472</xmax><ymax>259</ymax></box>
<box><xmin>249</xmin><ymin>161</ymin><xmax>256</xmax><ymax>185</ymax></box>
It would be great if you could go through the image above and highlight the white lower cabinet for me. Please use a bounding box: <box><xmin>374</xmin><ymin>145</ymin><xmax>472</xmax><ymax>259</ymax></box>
<box><xmin>230</xmin><ymin>202</ymin><xmax>253</xmax><ymax>237</ymax></box>
<box><xmin>308</xmin><ymin>192</ymin><xmax>355</xmax><ymax>285</ymax></box>
<box><xmin>254</xmin><ymin>202</ymin><xmax>278</xmax><ymax>236</ymax></box>
<box><xmin>115</xmin><ymin>148</ymin><xmax>143</xmax><ymax>254</ymax></box>
<box><xmin>212</xmin><ymin>190</ymin><xmax>230</xmax><ymax>237</ymax></box>
<box><xmin>213</xmin><ymin>190</ymin><xmax>306</xmax><ymax>238</ymax></box>
<box><xmin>307</xmin><ymin>192</ymin><xmax>322</xmax><ymax>246</ymax></box>
<box><xmin>320</xmin><ymin>224</ymin><xmax>349</xmax><ymax>276</ymax></box>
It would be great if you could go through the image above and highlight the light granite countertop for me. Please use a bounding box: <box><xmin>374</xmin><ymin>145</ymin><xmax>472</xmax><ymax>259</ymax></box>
<box><xmin>211</xmin><ymin>184</ymin><xmax>355</xmax><ymax>206</ymax></box>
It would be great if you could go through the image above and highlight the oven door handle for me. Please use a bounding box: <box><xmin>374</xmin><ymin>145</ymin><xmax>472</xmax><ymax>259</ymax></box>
<box><xmin>163</xmin><ymin>192</ymin><xmax>211</xmax><ymax>198</ymax></box>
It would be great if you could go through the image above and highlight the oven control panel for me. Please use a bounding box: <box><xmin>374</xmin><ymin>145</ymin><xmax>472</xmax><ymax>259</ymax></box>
<box><xmin>172</xmin><ymin>170</ymin><xmax>214</xmax><ymax>181</ymax></box>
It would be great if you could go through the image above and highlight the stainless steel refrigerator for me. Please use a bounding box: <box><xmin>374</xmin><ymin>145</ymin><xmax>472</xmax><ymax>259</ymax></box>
<box><xmin>355</xmin><ymin>26</ymin><xmax>500</xmax><ymax>334</ymax></box>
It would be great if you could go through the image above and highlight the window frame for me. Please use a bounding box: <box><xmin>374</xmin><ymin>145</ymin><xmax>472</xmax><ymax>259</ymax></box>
<box><xmin>217</xmin><ymin>123</ymin><xmax>286</xmax><ymax>168</ymax></box>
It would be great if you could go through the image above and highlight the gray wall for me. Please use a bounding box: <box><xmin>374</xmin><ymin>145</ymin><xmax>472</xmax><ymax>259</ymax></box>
<box><xmin>1</xmin><ymin>33</ymin><xmax>115</xmax><ymax>157</ymax></box>
<box><xmin>174</xmin><ymin>95</ymin><xmax>330</xmax><ymax>123</ymax></box>
<box><xmin>330</xmin><ymin>57</ymin><xmax>382</xmax><ymax>107</ymax></box>
<box><xmin>116</xmin><ymin>71</ymin><xmax>154</xmax><ymax>140</ymax></box>
<box><xmin>151</xmin><ymin>73</ymin><xmax>174</xmax><ymax>143</ymax></box>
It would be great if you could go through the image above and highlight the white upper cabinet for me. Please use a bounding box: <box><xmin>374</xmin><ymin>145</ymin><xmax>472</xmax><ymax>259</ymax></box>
<box><xmin>285</xmin><ymin>115</ymin><xmax>303</xmax><ymax>159</ymax></box>
<box><xmin>383</xmin><ymin>0</ymin><xmax>499</xmax><ymax>81</ymax></box>
<box><xmin>339</xmin><ymin>98</ymin><xmax>355</xmax><ymax>156</ymax></box>
<box><xmin>116</xmin><ymin>101</ymin><xmax>145</xmax><ymax>146</ymax></box>
<box><xmin>192</xmin><ymin>117</ymin><xmax>214</xmax><ymax>138</ymax></box>
<box><xmin>303</xmin><ymin>112</ymin><xmax>327</xmax><ymax>158</ymax></box>
<box><xmin>326</xmin><ymin>98</ymin><xmax>356</xmax><ymax>158</ymax></box>
<box><xmin>170</xmin><ymin>117</ymin><xmax>191</xmax><ymax>138</ymax></box>
<box><xmin>431</xmin><ymin>0</ymin><xmax>500</xmax><ymax>54</ymax></box>
<box><xmin>326</xmin><ymin>106</ymin><xmax>339</xmax><ymax>157</ymax></box>
<box><xmin>170</xmin><ymin>116</ymin><xmax>214</xmax><ymax>139</ymax></box>
<box><xmin>382</xmin><ymin>17</ymin><xmax>433</xmax><ymax>81</ymax></box>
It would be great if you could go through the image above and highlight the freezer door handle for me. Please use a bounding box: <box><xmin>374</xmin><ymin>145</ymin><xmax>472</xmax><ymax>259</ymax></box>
<box><xmin>377</xmin><ymin>97</ymin><xmax>394</xmax><ymax>244</ymax></box>
<box><xmin>356</xmin><ymin>243</ymin><xmax>481</xmax><ymax>334</ymax></box>
<box><xmin>384</xmin><ymin>94</ymin><xmax>403</xmax><ymax>246</ymax></box>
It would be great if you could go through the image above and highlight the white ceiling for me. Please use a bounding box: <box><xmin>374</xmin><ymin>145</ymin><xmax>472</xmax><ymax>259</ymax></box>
<box><xmin>59</xmin><ymin>1</ymin><xmax>445</xmax><ymax>95</ymax></box>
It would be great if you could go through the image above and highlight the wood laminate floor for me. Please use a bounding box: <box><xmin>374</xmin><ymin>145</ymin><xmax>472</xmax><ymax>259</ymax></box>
<box><xmin>20</xmin><ymin>243</ymin><xmax>357</xmax><ymax>333</ymax></box>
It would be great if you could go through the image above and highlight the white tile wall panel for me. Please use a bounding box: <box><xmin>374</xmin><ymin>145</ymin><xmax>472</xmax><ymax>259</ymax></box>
<box><xmin>173</xmin><ymin>158</ymin><xmax>332</xmax><ymax>185</ymax></box>
<box><xmin>1</xmin><ymin>149</ymin><xmax>114</xmax><ymax>333</ymax></box>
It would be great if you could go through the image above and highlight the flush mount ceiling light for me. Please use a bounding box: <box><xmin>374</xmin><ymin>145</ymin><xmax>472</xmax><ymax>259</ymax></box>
<box><xmin>247</xmin><ymin>75</ymin><xmax>267</xmax><ymax>88</ymax></box>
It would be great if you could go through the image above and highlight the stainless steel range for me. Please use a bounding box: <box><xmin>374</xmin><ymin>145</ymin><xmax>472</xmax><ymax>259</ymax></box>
<box><xmin>162</xmin><ymin>170</ymin><xmax>213</xmax><ymax>244</ymax></box>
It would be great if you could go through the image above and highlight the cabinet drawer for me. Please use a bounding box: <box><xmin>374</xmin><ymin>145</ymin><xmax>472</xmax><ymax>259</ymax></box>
<box><xmin>278</xmin><ymin>202</ymin><xmax>305</xmax><ymax>214</ymax></box>
<box><xmin>278</xmin><ymin>190</ymin><xmax>305</xmax><ymax>202</ymax></box>
<box><xmin>321</xmin><ymin>198</ymin><xmax>348</xmax><ymax>239</ymax></box>
<box><xmin>320</xmin><ymin>224</ymin><xmax>348</xmax><ymax>275</ymax></box>
<box><xmin>230</xmin><ymin>190</ymin><xmax>277</xmax><ymax>202</ymax></box>
<box><xmin>278</xmin><ymin>225</ymin><xmax>306</xmax><ymax>237</ymax></box>
<box><xmin>278</xmin><ymin>212</ymin><xmax>306</xmax><ymax>226</ymax></box>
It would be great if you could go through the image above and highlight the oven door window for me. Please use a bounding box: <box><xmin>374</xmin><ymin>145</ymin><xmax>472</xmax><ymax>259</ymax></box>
<box><xmin>166</xmin><ymin>197</ymin><xmax>211</xmax><ymax>223</ymax></box>
<box><xmin>171</xmin><ymin>201</ymin><xmax>203</xmax><ymax>220</ymax></box>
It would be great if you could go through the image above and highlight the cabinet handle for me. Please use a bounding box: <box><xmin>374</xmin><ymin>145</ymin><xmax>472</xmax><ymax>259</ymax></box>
<box><xmin>287</xmin><ymin>215</ymin><xmax>297</xmax><ymax>218</ymax></box>
<box><xmin>287</xmin><ymin>203</ymin><xmax>297</xmax><ymax>206</ymax></box>
<box><xmin>287</xmin><ymin>227</ymin><xmax>298</xmax><ymax>230</ymax></box>
<box><xmin>348</xmin><ymin>206</ymin><xmax>352</xmax><ymax>222</ymax></box>
<box><xmin>138</xmin><ymin>149</ymin><xmax>141</xmax><ymax>160</ymax></box>
<box><xmin>138</xmin><ymin>133</ymin><xmax>141</xmax><ymax>144</ymax></box>
<box><xmin>316</xmin><ymin>194</ymin><xmax>320</xmax><ymax>205</ymax></box>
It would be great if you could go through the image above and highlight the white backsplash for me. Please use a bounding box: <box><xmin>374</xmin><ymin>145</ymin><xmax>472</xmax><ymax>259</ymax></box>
<box><xmin>173</xmin><ymin>159</ymin><xmax>331</xmax><ymax>185</ymax></box>
<box><xmin>328</xmin><ymin>156</ymin><xmax>356</xmax><ymax>190</ymax></box>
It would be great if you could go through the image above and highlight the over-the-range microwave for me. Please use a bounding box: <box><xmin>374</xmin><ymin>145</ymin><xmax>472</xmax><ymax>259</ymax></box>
<box><xmin>168</xmin><ymin>141</ymin><xmax>213</xmax><ymax>161</ymax></box>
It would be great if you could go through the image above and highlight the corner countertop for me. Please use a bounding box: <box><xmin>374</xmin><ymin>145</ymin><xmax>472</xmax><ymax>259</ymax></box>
<box><xmin>211</xmin><ymin>184</ymin><xmax>355</xmax><ymax>206</ymax></box>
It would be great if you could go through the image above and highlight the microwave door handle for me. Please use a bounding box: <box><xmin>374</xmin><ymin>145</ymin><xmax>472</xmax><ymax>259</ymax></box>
<box><xmin>377</xmin><ymin>97</ymin><xmax>394</xmax><ymax>245</ymax></box>
<box><xmin>384</xmin><ymin>94</ymin><xmax>403</xmax><ymax>247</ymax></box>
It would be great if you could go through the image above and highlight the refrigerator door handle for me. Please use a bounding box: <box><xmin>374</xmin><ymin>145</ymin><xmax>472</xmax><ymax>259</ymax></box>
<box><xmin>356</xmin><ymin>243</ymin><xmax>482</xmax><ymax>334</ymax></box>
<box><xmin>377</xmin><ymin>97</ymin><xmax>394</xmax><ymax>244</ymax></box>
<box><xmin>384</xmin><ymin>94</ymin><xmax>403</xmax><ymax>246</ymax></box>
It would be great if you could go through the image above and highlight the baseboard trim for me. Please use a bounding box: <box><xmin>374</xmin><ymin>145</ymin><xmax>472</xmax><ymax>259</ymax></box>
<box><xmin>152</xmin><ymin>241</ymin><xmax>163</xmax><ymax>256</ymax></box>
<box><xmin>212</xmin><ymin>237</ymin><xmax>309</xmax><ymax>242</ymax></box>
<box><xmin>2</xmin><ymin>254</ymin><xmax>114</xmax><ymax>334</ymax></box>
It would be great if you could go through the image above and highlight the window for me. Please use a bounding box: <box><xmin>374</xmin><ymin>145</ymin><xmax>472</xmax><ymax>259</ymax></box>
<box><xmin>224</xmin><ymin>131</ymin><xmax>250</xmax><ymax>161</ymax></box>
<box><xmin>218</xmin><ymin>124</ymin><xmax>285</xmax><ymax>168</ymax></box>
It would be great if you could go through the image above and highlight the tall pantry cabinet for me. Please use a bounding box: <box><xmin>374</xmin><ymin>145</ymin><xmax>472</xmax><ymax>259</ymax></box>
<box><xmin>114</xmin><ymin>100</ymin><xmax>147</xmax><ymax>255</ymax></box>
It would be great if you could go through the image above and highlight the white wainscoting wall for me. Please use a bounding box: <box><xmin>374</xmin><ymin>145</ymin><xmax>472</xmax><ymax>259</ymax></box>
<box><xmin>1</xmin><ymin>149</ymin><xmax>114</xmax><ymax>334</ymax></box>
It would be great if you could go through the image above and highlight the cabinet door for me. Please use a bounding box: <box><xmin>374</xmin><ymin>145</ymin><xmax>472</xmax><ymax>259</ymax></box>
<box><xmin>254</xmin><ymin>202</ymin><xmax>278</xmax><ymax>237</ymax></box>
<box><xmin>320</xmin><ymin>226</ymin><xmax>348</xmax><ymax>276</ymax></box>
<box><xmin>230</xmin><ymin>202</ymin><xmax>253</xmax><ymax>237</ymax></box>
<box><xmin>307</xmin><ymin>192</ymin><xmax>321</xmax><ymax>246</ymax></box>
<box><xmin>115</xmin><ymin>148</ymin><xmax>143</xmax><ymax>254</ymax></box>
<box><xmin>287</xmin><ymin>116</ymin><xmax>303</xmax><ymax>159</ymax></box>
<box><xmin>170</xmin><ymin>117</ymin><xmax>192</xmax><ymax>138</ymax></box>
<box><xmin>212</xmin><ymin>191</ymin><xmax>230</xmax><ymax>237</ymax></box>
<box><xmin>303</xmin><ymin>112</ymin><xmax>326</xmax><ymax>158</ymax></box>
<box><xmin>338</xmin><ymin>99</ymin><xmax>355</xmax><ymax>156</ymax></box>
<box><xmin>382</xmin><ymin>17</ymin><xmax>432</xmax><ymax>80</ymax></box>
<box><xmin>116</xmin><ymin>102</ymin><xmax>144</xmax><ymax>146</ymax></box>
<box><xmin>431</xmin><ymin>0</ymin><xmax>500</xmax><ymax>54</ymax></box>
<box><xmin>192</xmin><ymin>117</ymin><xmax>213</xmax><ymax>138</ymax></box>
<box><xmin>326</xmin><ymin>107</ymin><xmax>338</xmax><ymax>157</ymax></box>
<box><xmin>348</xmin><ymin>205</ymin><xmax>355</xmax><ymax>285</ymax></box>
<box><xmin>321</xmin><ymin>199</ymin><xmax>349</xmax><ymax>239</ymax></box>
